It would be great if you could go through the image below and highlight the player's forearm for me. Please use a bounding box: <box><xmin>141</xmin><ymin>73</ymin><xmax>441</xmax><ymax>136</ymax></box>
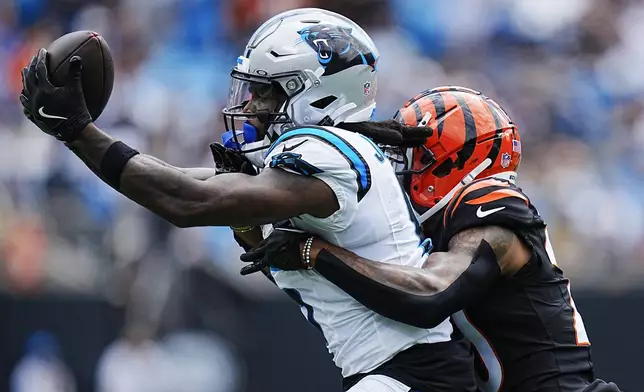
<box><xmin>143</xmin><ymin>155</ymin><xmax>215</xmax><ymax>181</ymax></box>
<box><xmin>313</xmin><ymin>242</ymin><xmax>451</xmax><ymax>295</ymax></box>
<box><xmin>67</xmin><ymin>126</ymin><xmax>214</xmax><ymax>179</ymax></box>
<box><xmin>67</xmin><ymin>125</ymin><xmax>336</xmax><ymax>227</ymax></box>
<box><xmin>312</xmin><ymin>240</ymin><xmax>500</xmax><ymax>328</ymax></box>
<box><xmin>66</xmin><ymin>143</ymin><xmax>115</xmax><ymax>188</ymax></box>
<box><xmin>66</xmin><ymin>123</ymin><xmax>117</xmax><ymax>168</ymax></box>
<box><xmin>312</xmin><ymin>247</ymin><xmax>448</xmax><ymax>327</ymax></box>
<box><xmin>66</xmin><ymin>123</ymin><xmax>237</xmax><ymax>227</ymax></box>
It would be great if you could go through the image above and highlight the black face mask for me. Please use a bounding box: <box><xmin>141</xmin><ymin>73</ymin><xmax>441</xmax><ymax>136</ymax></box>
<box><xmin>221</xmin><ymin>69</ymin><xmax>305</xmax><ymax>152</ymax></box>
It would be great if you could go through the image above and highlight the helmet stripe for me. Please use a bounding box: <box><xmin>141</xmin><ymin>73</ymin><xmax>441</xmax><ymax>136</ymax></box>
<box><xmin>483</xmin><ymin>100</ymin><xmax>503</xmax><ymax>166</ymax></box>
<box><xmin>412</xmin><ymin>101</ymin><xmax>423</xmax><ymax>124</ymax></box>
<box><xmin>432</xmin><ymin>92</ymin><xmax>446</xmax><ymax>137</ymax></box>
<box><xmin>453</xmin><ymin>94</ymin><xmax>477</xmax><ymax>170</ymax></box>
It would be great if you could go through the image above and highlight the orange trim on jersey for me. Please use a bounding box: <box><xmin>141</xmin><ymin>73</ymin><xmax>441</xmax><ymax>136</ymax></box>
<box><xmin>465</xmin><ymin>188</ymin><xmax>529</xmax><ymax>206</ymax></box>
<box><xmin>449</xmin><ymin>178</ymin><xmax>510</xmax><ymax>218</ymax></box>
<box><xmin>567</xmin><ymin>282</ymin><xmax>591</xmax><ymax>347</ymax></box>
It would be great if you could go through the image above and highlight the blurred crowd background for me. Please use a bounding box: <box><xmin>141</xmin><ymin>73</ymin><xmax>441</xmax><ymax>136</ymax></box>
<box><xmin>0</xmin><ymin>0</ymin><xmax>642</xmax><ymax>391</ymax></box>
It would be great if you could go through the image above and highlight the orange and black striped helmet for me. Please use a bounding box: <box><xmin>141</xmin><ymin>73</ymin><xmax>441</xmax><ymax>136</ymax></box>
<box><xmin>393</xmin><ymin>86</ymin><xmax>521</xmax><ymax>213</ymax></box>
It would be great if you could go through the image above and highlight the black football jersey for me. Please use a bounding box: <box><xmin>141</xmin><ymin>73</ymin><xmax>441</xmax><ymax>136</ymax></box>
<box><xmin>433</xmin><ymin>177</ymin><xmax>595</xmax><ymax>392</ymax></box>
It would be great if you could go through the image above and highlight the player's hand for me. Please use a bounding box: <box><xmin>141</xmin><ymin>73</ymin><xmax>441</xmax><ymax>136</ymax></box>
<box><xmin>210</xmin><ymin>142</ymin><xmax>257</xmax><ymax>175</ymax></box>
<box><xmin>239</xmin><ymin>223</ymin><xmax>311</xmax><ymax>276</ymax></box>
<box><xmin>340</xmin><ymin>119</ymin><xmax>433</xmax><ymax>147</ymax></box>
<box><xmin>393</xmin><ymin>123</ymin><xmax>434</xmax><ymax>147</ymax></box>
<box><xmin>20</xmin><ymin>48</ymin><xmax>92</xmax><ymax>142</ymax></box>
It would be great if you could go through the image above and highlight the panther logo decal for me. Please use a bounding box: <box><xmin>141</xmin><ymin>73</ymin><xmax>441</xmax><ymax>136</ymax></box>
<box><xmin>297</xmin><ymin>24</ymin><xmax>377</xmax><ymax>76</ymax></box>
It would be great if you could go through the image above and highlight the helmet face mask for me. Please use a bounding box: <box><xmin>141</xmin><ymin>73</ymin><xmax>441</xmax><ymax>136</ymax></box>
<box><xmin>222</xmin><ymin>69</ymin><xmax>306</xmax><ymax>150</ymax></box>
<box><xmin>221</xmin><ymin>8</ymin><xmax>379</xmax><ymax>155</ymax></box>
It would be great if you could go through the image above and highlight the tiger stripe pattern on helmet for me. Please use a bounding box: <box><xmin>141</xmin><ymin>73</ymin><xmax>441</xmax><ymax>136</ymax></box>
<box><xmin>394</xmin><ymin>86</ymin><xmax>521</xmax><ymax>211</ymax></box>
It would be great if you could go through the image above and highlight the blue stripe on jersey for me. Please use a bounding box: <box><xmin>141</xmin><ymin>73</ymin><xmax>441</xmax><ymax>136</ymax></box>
<box><xmin>283</xmin><ymin>288</ymin><xmax>324</xmax><ymax>335</ymax></box>
<box><xmin>268</xmin><ymin>126</ymin><xmax>371</xmax><ymax>201</ymax></box>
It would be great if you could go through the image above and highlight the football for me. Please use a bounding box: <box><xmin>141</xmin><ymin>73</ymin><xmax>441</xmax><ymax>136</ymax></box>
<box><xmin>46</xmin><ymin>30</ymin><xmax>114</xmax><ymax>121</ymax></box>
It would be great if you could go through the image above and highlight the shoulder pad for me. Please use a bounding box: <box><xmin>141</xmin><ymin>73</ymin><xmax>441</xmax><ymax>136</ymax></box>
<box><xmin>442</xmin><ymin>178</ymin><xmax>544</xmax><ymax>241</ymax></box>
<box><xmin>265</xmin><ymin>126</ymin><xmax>372</xmax><ymax>201</ymax></box>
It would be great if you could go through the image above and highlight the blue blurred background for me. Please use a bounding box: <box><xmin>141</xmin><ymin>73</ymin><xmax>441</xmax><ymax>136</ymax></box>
<box><xmin>0</xmin><ymin>0</ymin><xmax>643</xmax><ymax>391</ymax></box>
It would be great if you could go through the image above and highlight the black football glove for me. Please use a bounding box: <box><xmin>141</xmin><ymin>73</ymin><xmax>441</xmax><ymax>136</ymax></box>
<box><xmin>337</xmin><ymin>119</ymin><xmax>432</xmax><ymax>147</ymax></box>
<box><xmin>20</xmin><ymin>48</ymin><xmax>92</xmax><ymax>142</ymax></box>
<box><xmin>210</xmin><ymin>142</ymin><xmax>257</xmax><ymax>176</ymax></box>
<box><xmin>239</xmin><ymin>223</ymin><xmax>310</xmax><ymax>276</ymax></box>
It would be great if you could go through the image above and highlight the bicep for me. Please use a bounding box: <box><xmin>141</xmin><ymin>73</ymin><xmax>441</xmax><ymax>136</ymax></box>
<box><xmin>315</xmin><ymin>239</ymin><xmax>497</xmax><ymax>328</ymax></box>
<box><xmin>195</xmin><ymin>168</ymin><xmax>339</xmax><ymax>226</ymax></box>
<box><xmin>416</xmin><ymin>225</ymin><xmax>525</xmax><ymax>291</ymax></box>
<box><xmin>240</xmin><ymin>168</ymin><xmax>340</xmax><ymax>219</ymax></box>
<box><xmin>316</xmin><ymin>242</ymin><xmax>461</xmax><ymax>297</ymax></box>
<box><xmin>445</xmin><ymin>226</ymin><xmax>531</xmax><ymax>276</ymax></box>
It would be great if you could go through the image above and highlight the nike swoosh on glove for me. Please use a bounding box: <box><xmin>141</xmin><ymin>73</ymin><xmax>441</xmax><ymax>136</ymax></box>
<box><xmin>20</xmin><ymin>48</ymin><xmax>92</xmax><ymax>142</ymax></box>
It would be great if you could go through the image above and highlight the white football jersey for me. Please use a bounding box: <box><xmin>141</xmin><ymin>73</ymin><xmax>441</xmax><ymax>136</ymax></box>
<box><xmin>263</xmin><ymin>126</ymin><xmax>453</xmax><ymax>377</ymax></box>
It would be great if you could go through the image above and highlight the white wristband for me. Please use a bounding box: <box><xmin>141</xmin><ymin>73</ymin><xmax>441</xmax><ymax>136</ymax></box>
<box><xmin>302</xmin><ymin>237</ymin><xmax>315</xmax><ymax>270</ymax></box>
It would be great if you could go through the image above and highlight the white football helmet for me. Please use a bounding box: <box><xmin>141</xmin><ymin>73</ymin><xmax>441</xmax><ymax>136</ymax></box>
<box><xmin>222</xmin><ymin>8</ymin><xmax>379</xmax><ymax>156</ymax></box>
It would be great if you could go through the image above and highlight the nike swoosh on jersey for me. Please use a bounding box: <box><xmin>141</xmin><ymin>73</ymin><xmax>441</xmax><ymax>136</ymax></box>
<box><xmin>38</xmin><ymin>107</ymin><xmax>68</xmax><ymax>120</ymax></box>
<box><xmin>476</xmin><ymin>206</ymin><xmax>505</xmax><ymax>218</ymax></box>
<box><xmin>282</xmin><ymin>139</ymin><xmax>308</xmax><ymax>153</ymax></box>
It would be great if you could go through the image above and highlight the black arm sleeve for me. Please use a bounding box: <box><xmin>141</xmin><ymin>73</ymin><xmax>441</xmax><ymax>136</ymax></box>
<box><xmin>315</xmin><ymin>240</ymin><xmax>502</xmax><ymax>328</ymax></box>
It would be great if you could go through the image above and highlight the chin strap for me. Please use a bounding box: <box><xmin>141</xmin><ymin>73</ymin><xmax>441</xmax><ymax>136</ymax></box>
<box><xmin>331</xmin><ymin>103</ymin><xmax>359</xmax><ymax>122</ymax></box>
<box><xmin>418</xmin><ymin>158</ymin><xmax>493</xmax><ymax>224</ymax></box>
<box><xmin>315</xmin><ymin>102</ymin><xmax>360</xmax><ymax>127</ymax></box>
<box><xmin>490</xmin><ymin>171</ymin><xmax>517</xmax><ymax>184</ymax></box>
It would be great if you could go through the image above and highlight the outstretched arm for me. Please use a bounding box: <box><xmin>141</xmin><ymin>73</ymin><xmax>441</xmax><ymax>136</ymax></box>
<box><xmin>68</xmin><ymin>145</ymin><xmax>216</xmax><ymax>182</ymax></box>
<box><xmin>310</xmin><ymin>226</ymin><xmax>530</xmax><ymax>328</ymax></box>
<box><xmin>142</xmin><ymin>155</ymin><xmax>215</xmax><ymax>181</ymax></box>
<box><xmin>66</xmin><ymin>123</ymin><xmax>339</xmax><ymax>228</ymax></box>
<box><xmin>20</xmin><ymin>49</ymin><xmax>339</xmax><ymax>226</ymax></box>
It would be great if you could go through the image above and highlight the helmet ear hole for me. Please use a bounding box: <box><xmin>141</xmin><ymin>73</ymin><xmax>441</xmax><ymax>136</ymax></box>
<box><xmin>420</xmin><ymin>149</ymin><xmax>435</xmax><ymax>165</ymax></box>
<box><xmin>432</xmin><ymin>158</ymin><xmax>455</xmax><ymax>178</ymax></box>
<box><xmin>310</xmin><ymin>95</ymin><xmax>338</xmax><ymax>109</ymax></box>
